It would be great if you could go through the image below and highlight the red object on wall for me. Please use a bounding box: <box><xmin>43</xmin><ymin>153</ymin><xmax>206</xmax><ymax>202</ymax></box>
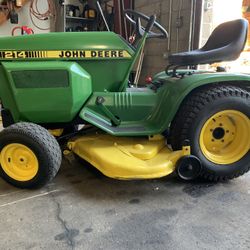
<box><xmin>12</xmin><ymin>26</ymin><xmax>34</xmax><ymax>36</ymax></box>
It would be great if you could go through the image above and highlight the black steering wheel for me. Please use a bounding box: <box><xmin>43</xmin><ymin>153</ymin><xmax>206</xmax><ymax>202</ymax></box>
<box><xmin>124</xmin><ymin>9</ymin><xmax>168</xmax><ymax>39</ymax></box>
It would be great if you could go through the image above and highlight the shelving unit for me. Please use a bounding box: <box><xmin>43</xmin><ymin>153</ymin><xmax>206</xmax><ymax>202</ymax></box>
<box><xmin>54</xmin><ymin>0</ymin><xmax>132</xmax><ymax>34</ymax></box>
<box><xmin>55</xmin><ymin>1</ymin><xmax>97</xmax><ymax>32</ymax></box>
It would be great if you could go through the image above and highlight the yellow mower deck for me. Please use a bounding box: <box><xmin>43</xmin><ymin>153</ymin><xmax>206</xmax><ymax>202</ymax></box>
<box><xmin>67</xmin><ymin>133</ymin><xmax>190</xmax><ymax>179</ymax></box>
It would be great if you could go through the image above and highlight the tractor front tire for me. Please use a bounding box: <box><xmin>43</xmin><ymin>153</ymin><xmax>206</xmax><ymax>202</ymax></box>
<box><xmin>0</xmin><ymin>122</ymin><xmax>62</xmax><ymax>188</ymax></box>
<box><xmin>170</xmin><ymin>84</ymin><xmax>250</xmax><ymax>181</ymax></box>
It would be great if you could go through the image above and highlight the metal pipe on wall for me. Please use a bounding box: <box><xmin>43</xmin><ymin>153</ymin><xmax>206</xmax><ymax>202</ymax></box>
<box><xmin>194</xmin><ymin>0</ymin><xmax>204</xmax><ymax>50</ymax></box>
<box><xmin>167</xmin><ymin>0</ymin><xmax>173</xmax><ymax>51</ymax></box>
<box><xmin>188</xmin><ymin>0</ymin><xmax>195</xmax><ymax>51</ymax></box>
<box><xmin>176</xmin><ymin>0</ymin><xmax>183</xmax><ymax>52</ymax></box>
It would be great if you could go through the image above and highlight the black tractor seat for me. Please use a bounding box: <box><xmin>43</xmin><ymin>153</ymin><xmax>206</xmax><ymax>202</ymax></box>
<box><xmin>168</xmin><ymin>19</ymin><xmax>248</xmax><ymax>66</ymax></box>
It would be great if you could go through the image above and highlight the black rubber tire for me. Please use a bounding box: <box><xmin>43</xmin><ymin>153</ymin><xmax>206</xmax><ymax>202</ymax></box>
<box><xmin>0</xmin><ymin>122</ymin><xmax>62</xmax><ymax>188</ymax></box>
<box><xmin>169</xmin><ymin>84</ymin><xmax>250</xmax><ymax>181</ymax></box>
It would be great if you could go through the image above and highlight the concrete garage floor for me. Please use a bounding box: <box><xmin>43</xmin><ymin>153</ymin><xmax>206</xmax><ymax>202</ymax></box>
<box><xmin>0</xmin><ymin>156</ymin><xmax>250</xmax><ymax>250</ymax></box>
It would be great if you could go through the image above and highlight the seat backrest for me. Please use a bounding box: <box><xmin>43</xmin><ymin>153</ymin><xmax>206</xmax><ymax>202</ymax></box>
<box><xmin>202</xmin><ymin>19</ymin><xmax>248</xmax><ymax>57</ymax></box>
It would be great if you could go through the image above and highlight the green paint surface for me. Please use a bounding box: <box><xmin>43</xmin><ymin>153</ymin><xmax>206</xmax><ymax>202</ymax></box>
<box><xmin>1</xmin><ymin>31</ymin><xmax>250</xmax><ymax>135</ymax></box>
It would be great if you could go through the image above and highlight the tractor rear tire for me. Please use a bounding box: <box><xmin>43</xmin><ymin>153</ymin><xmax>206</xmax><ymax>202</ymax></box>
<box><xmin>0</xmin><ymin>122</ymin><xmax>62</xmax><ymax>188</ymax></box>
<box><xmin>169</xmin><ymin>84</ymin><xmax>250</xmax><ymax>181</ymax></box>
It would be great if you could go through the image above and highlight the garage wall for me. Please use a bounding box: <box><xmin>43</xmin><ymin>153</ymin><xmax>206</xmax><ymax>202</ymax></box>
<box><xmin>135</xmin><ymin>0</ymin><xmax>194</xmax><ymax>80</ymax></box>
<box><xmin>0</xmin><ymin>2</ymin><xmax>53</xmax><ymax>36</ymax></box>
<box><xmin>200</xmin><ymin>1</ymin><xmax>213</xmax><ymax>47</ymax></box>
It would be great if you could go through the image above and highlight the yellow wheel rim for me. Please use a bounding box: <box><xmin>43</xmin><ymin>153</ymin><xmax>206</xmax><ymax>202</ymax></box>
<box><xmin>199</xmin><ymin>110</ymin><xmax>250</xmax><ymax>165</ymax></box>
<box><xmin>0</xmin><ymin>143</ymin><xmax>39</xmax><ymax>181</ymax></box>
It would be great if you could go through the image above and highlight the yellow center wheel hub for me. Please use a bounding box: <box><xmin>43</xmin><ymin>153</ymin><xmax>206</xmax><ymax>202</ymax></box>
<box><xmin>199</xmin><ymin>110</ymin><xmax>250</xmax><ymax>165</ymax></box>
<box><xmin>0</xmin><ymin>143</ymin><xmax>39</xmax><ymax>181</ymax></box>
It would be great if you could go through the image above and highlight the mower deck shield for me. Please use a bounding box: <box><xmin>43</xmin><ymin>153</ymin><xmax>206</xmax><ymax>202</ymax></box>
<box><xmin>68</xmin><ymin>133</ymin><xmax>190</xmax><ymax>179</ymax></box>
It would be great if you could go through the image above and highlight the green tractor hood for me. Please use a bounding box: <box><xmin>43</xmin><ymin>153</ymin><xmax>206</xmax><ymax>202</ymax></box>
<box><xmin>0</xmin><ymin>32</ymin><xmax>134</xmax><ymax>61</ymax></box>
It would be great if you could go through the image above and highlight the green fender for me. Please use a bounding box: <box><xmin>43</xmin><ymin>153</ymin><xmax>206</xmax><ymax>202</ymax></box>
<box><xmin>152</xmin><ymin>71</ymin><xmax>250</xmax><ymax>134</ymax></box>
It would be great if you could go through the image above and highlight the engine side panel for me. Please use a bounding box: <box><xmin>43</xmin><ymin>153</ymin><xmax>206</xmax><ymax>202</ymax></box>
<box><xmin>0</xmin><ymin>61</ymin><xmax>92</xmax><ymax>123</ymax></box>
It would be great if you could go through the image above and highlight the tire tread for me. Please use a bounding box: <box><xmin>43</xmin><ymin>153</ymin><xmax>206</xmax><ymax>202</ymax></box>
<box><xmin>0</xmin><ymin>122</ymin><xmax>62</xmax><ymax>188</ymax></box>
<box><xmin>170</xmin><ymin>84</ymin><xmax>250</xmax><ymax>181</ymax></box>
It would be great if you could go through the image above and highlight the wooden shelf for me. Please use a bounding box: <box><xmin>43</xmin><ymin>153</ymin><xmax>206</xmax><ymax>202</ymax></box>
<box><xmin>65</xmin><ymin>16</ymin><xmax>95</xmax><ymax>22</ymax></box>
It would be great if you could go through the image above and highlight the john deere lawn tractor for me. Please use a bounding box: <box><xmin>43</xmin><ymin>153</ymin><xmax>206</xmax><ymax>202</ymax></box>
<box><xmin>0</xmin><ymin>10</ymin><xmax>249</xmax><ymax>188</ymax></box>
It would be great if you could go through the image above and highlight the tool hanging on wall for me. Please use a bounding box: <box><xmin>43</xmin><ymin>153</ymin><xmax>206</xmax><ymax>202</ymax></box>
<box><xmin>12</xmin><ymin>25</ymin><xmax>34</xmax><ymax>36</ymax></box>
<box><xmin>8</xmin><ymin>0</ymin><xmax>18</xmax><ymax>24</ymax></box>
<box><xmin>29</xmin><ymin>0</ymin><xmax>56</xmax><ymax>30</ymax></box>
<box><xmin>0</xmin><ymin>0</ymin><xmax>29</xmax><ymax>25</ymax></box>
